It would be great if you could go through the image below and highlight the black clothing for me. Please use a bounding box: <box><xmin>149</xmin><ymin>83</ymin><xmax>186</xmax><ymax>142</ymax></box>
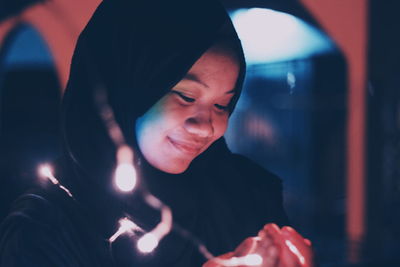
<box><xmin>0</xmin><ymin>0</ymin><xmax>288</xmax><ymax>266</ymax></box>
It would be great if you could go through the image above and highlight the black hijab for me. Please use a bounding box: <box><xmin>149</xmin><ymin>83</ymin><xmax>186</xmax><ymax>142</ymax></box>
<box><xmin>59</xmin><ymin>0</ymin><xmax>246</xmax><ymax>241</ymax></box>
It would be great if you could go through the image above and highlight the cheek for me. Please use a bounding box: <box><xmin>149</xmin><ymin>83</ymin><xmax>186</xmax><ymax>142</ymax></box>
<box><xmin>159</xmin><ymin>108</ymin><xmax>189</xmax><ymax>136</ymax></box>
<box><xmin>138</xmin><ymin>98</ymin><xmax>174</xmax><ymax>133</ymax></box>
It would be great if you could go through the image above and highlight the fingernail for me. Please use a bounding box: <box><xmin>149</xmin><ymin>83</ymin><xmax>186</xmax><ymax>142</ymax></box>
<box><xmin>304</xmin><ymin>238</ymin><xmax>312</xmax><ymax>246</ymax></box>
<box><xmin>258</xmin><ymin>229</ymin><xmax>267</xmax><ymax>238</ymax></box>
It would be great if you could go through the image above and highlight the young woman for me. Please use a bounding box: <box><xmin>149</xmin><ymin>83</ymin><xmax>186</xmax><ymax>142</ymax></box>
<box><xmin>0</xmin><ymin>0</ymin><xmax>312</xmax><ymax>266</ymax></box>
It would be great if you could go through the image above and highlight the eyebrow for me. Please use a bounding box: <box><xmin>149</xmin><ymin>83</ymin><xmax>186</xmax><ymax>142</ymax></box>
<box><xmin>182</xmin><ymin>73</ymin><xmax>236</xmax><ymax>94</ymax></box>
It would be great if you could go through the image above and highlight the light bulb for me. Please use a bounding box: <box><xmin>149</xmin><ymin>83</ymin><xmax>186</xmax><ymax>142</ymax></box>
<box><xmin>38</xmin><ymin>165</ymin><xmax>52</xmax><ymax>178</ymax></box>
<box><xmin>115</xmin><ymin>163</ymin><xmax>137</xmax><ymax>192</ymax></box>
<box><xmin>243</xmin><ymin>254</ymin><xmax>263</xmax><ymax>266</ymax></box>
<box><xmin>38</xmin><ymin>164</ymin><xmax>58</xmax><ymax>185</ymax></box>
<box><xmin>137</xmin><ymin>233</ymin><xmax>159</xmax><ymax>253</ymax></box>
<box><xmin>109</xmin><ymin>217</ymin><xmax>142</xmax><ymax>243</ymax></box>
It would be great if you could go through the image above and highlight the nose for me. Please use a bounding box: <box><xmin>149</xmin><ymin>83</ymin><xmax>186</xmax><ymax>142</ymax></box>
<box><xmin>183</xmin><ymin>108</ymin><xmax>214</xmax><ymax>138</ymax></box>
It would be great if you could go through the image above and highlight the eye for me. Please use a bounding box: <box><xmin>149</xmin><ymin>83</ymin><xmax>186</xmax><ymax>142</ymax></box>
<box><xmin>214</xmin><ymin>104</ymin><xmax>229</xmax><ymax>112</ymax></box>
<box><xmin>171</xmin><ymin>91</ymin><xmax>195</xmax><ymax>103</ymax></box>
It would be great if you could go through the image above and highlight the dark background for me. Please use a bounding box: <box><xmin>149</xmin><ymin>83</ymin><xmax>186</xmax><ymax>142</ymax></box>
<box><xmin>0</xmin><ymin>0</ymin><xmax>399</xmax><ymax>266</ymax></box>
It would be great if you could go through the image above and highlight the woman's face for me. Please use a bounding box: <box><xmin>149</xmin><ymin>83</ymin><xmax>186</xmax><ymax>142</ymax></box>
<box><xmin>135</xmin><ymin>46</ymin><xmax>240</xmax><ymax>174</ymax></box>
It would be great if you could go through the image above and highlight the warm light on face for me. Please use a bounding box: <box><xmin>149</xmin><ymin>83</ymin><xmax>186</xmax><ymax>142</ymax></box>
<box><xmin>135</xmin><ymin>46</ymin><xmax>239</xmax><ymax>174</ymax></box>
<box><xmin>137</xmin><ymin>233</ymin><xmax>159</xmax><ymax>253</ymax></box>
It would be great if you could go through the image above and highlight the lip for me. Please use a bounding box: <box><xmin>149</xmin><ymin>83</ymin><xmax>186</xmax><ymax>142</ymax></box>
<box><xmin>167</xmin><ymin>136</ymin><xmax>204</xmax><ymax>155</ymax></box>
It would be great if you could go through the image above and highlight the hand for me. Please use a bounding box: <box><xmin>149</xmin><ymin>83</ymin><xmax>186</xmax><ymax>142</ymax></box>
<box><xmin>258</xmin><ymin>224</ymin><xmax>313</xmax><ymax>267</ymax></box>
<box><xmin>202</xmin><ymin>224</ymin><xmax>313</xmax><ymax>267</ymax></box>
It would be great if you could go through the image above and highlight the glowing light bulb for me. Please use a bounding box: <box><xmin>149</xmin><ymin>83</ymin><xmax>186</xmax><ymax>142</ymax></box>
<box><xmin>243</xmin><ymin>254</ymin><xmax>263</xmax><ymax>266</ymax></box>
<box><xmin>115</xmin><ymin>163</ymin><xmax>137</xmax><ymax>192</ymax></box>
<box><xmin>39</xmin><ymin>165</ymin><xmax>52</xmax><ymax>178</ymax></box>
<box><xmin>38</xmin><ymin>164</ymin><xmax>58</xmax><ymax>185</ymax></box>
<box><xmin>119</xmin><ymin>217</ymin><xmax>138</xmax><ymax>232</ymax></box>
<box><xmin>37</xmin><ymin>164</ymin><xmax>74</xmax><ymax>198</ymax></box>
<box><xmin>109</xmin><ymin>217</ymin><xmax>142</xmax><ymax>243</ymax></box>
<box><xmin>137</xmin><ymin>233</ymin><xmax>159</xmax><ymax>253</ymax></box>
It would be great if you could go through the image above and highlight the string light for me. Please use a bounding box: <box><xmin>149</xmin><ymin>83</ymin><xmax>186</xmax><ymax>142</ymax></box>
<box><xmin>114</xmin><ymin>145</ymin><xmax>137</xmax><ymax>192</ymax></box>
<box><xmin>38</xmin><ymin>164</ymin><xmax>58</xmax><ymax>184</ymax></box>
<box><xmin>38</xmin><ymin>164</ymin><xmax>74</xmax><ymax>198</ymax></box>
<box><xmin>136</xmin><ymin>194</ymin><xmax>173</xmax><ymax>253</ymax></box>
<box><xmin>137</xmin><ymin>233</ymin><xmax>159</xmax><ymax>253</ymax></box>
<box><xmin>38</xmin><ymin>162</ymin><xmax>265</xmax><ymax>266</ymax></box>
<box><xmin>36</xmin><ymin>134</ymin><xmax>266</xmax><ymax>266</ymax></box>
<box><xmin>95</xmin><ymin>87</ymin><xmax>137</xmax><ymax>193</ymax></box>
<box><xmin>109</xmin><ymin>217</ymin><xmax>143</xmax><ymax>243</ymax></box>
<box><xmin>114</xmin><ymin>163</ymin><xmax>137</xmax><ymax>192</ymax></box>
<box><xmin>243</xmin><ymin>254</ymin><xmax>263</xmax><ymax>266</ymax></box>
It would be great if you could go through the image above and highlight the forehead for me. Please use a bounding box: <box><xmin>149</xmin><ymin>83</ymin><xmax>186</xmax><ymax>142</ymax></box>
<box><xmin>179</xmin><ymin>49</ymin><xmax>240</xmax><ymax>93</ymax></box>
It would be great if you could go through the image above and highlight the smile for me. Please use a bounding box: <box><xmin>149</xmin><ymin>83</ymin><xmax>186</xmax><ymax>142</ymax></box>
<box><xmin>167</xmin><ymin>137</ymin><xmax>204</xmax><ymax>155</ymax></box>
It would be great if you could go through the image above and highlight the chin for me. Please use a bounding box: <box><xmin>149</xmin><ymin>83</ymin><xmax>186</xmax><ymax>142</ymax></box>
<box><xmin>155</xmin><ymin>159</ymin><xmax>192</xmax><ymax>174</ymax></box>
<box><xmin>162</xmin><ymin>163</ymin><xmax>190</xmax><ymax>174</ymax></box>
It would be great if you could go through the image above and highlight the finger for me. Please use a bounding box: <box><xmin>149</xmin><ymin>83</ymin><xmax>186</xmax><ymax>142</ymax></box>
<box><xmin>258</xmin><ymin>223</ymin><xmax>276</xmax><ymax>239</ymax></box>
<box><xmin>281</xmin><ymin>227</ymin><xmax>312</xmax><ymax>252</ymax></box>
<box><xmin>281</xmin><ymin>227</ymin><xmax>305</xmax><ymax>242</ymax></box>
<box><xmin>262</xmin><ymin>223</ymin><xmax>281</xmax><ymax>234</ymax></box>
<box><xmin>257</xmin><ymin>231</ymin><xmax>274</xmax><ymax>249</ymax></box>
<box><xmin>233</xmin><ymin>237</ymin><xmax>260</xmax><ymax>257</ymax></box>
<box><xmin>261</xmin><ymin>245</ymin><xmax>279</xmax><ymax>267</ymax></box>
<box><xmin>202</xmin><ymin>252</ymin><xmax>234</xmax><ymax>267</ymax></box>
<box><xmin>202</xmin><ymin>259</ymin><xmax>220</xmax><ymax>267</ymax></box>
<box><xmin>262</xmin><ymin>224</ymin><xmax>284</xmax><ymax>248</ymax></box>
<box><xmin>256</xmin><ymin>225</ymin><xmax>283</xmax><ymax>267</ymax></box>
<box><xmin>258</xmin><ymin>223</ymin><xmax>279</xmax><ymax>237</ymax></box>
<box><xmin>281</xmin><ymin>228</ymin><xmax>313</xmax><ymax>267</ymax></box>
<box><xmin>279</xmin><ymin>242</ymin><xmax>299</xmax><ymax>267</ymax></box>
<box><xmin>219</xmin><ymin>252</ymin><xmax>235</xmax><ymax>259</ymax></box>
<box><xmin>304</xmin><ymin>238</ymin><xmax>312</xmax><ymax>247</ymax></box>
<box><xmin>247</xmin><ymin>238</ymin><xmax>280</xmax><ymax>267</ymax></box>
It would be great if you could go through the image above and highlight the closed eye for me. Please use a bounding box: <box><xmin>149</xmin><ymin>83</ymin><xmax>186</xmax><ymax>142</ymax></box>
<box><xmin>171</xmin><ymin>91</ymin><xmax>195</xmax><ymax>103</ymax></box>
<box><xmin>215</xmin><ymin>104</ymin><xmax>229</xmax><ymax>111</ymax></box>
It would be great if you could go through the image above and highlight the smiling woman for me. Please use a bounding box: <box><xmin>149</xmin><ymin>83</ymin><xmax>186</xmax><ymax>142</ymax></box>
<box><xmin>136</xmin><ymin>44</ymin><xmax>239</xmax><ymax>174</ymax></box>
<box><xmin>0</xmin><ymin>0</ymin><xmax>312</xmax><ymax>266</ymax></box>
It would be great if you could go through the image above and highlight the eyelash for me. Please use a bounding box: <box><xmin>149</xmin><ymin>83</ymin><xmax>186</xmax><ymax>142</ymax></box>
<box><xmin>215</xmin><ymin>104</ymin><xmax>229</xmax><ymax>111</ymax></box>
<box><xmin>171</xmin><ymin>91</ymin><xmax>229</xmax><ymax>111</ymax></box>
<box><xmin>172</xmin><ymin>91</ymin><xmax>195</xmax><ymax>103</ymax></box>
